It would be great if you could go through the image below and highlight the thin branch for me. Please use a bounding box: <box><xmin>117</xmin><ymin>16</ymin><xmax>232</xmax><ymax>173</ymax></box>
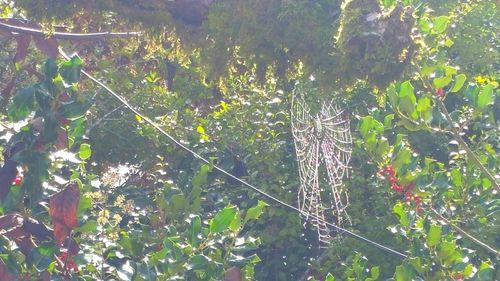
<box><xmin>86</xmin><ymin>105</ymin><xmax>124</xmax><ymax>134</ymax></box>
<box><xmin>0</xmin><ymin>21</ymin><xmax>142</xmax><ymax>40</ymax></box>
<box><xmin>421</xmin><ymin>78</ymin><xmax>499</xmax><ymax>193</ymax></box>
<box><xmin>431</xmin><ymin>208</ymin><xmax>499</xmax><ymax>256</ymax></box>
<box><xmin>435</xmin><ymin>98</ymin><xmax>500</xmax><ymax>193</ymax></box>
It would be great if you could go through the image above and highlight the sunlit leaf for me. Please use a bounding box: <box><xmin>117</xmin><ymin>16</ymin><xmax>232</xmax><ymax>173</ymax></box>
<box><xmin>210</xmin><ymin>206</ymin><xmax>237</xmax><ymax>233</ymax></box>
<box><xmin>450</xmin><ymin>74</ymin><xmax>466</xmax><ymax>93</ymax></box>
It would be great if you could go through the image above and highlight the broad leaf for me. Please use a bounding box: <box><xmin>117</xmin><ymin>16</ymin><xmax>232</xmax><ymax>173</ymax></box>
<box><xmin>49</xmin><ymin>183</ymin><xmax>80</xmax><ymax>245</ymax></box>
<box><xmin>210</xmin><ymin>206</ymin><xmax>237</xmax><ymax>233</ymax></box>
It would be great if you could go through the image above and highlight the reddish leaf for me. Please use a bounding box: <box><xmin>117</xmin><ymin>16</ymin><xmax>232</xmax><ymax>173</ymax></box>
<box><xmin>22</xmin><ymin>218</ymin><xmax>53</xmax><ymax>241</ymax></box>
<box><xmin>1</xmin><ymin>76</ymin><xmax>16</xmax><ymax>98</ymax></box>
<box><xmin>0</xmin><ymin>160</ymin><xmax>18</xmax><ymax>200</ymax></box>
<box><xmin>0</xmin><ymin>214</ymin><xmax>36</xmax><ymax>255</ymax></box>
<box><xmin>0</xmin><ymin>213</ymin><xmax>23</xmax><ymax>232</ymax></box>
<box><xmin>49</xmin><ymin>183</ymin><xmax>80</xmax><ymax>245</ymax></box>
<box><xmin>40</xmin><ymin>271</ymin><xmax>51</xmax><ymax>281</ymax></box>
<box><xmin>224</xmin><ymin>267</ymin><xmax>241</xmax><ymax>281</ymax></box>
<box><xmin>63</xmin><ymin>238</ymin><xmax>80</xmax><ymax>255</ymax></box>
<box><xmin>13</xmin><ymin>34</ymin><xmax>31</xmax><ymax>63</ymax></box>
<box><xmin>54</xmin><ymin>129</ymin><xmax>68</xmax><ymax>150</ymax></box>
<box><xmin>33</xmin><ymin>35</ymin><xmax>58</xmax><ymax>59</ymax></box>
<box><xmin>0</xmin><ymin>260</ymin><xmax>15</xmax><ymax>281</ymax></box>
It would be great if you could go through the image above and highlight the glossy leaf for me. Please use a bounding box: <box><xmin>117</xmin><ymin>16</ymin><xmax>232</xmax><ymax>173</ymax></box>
<box><xmin>49</xmin><ymin>183</ymin><xmax>80</xmax><ymax>245</ymax></box>
<box><xmin>450</xmin><ymin>74</ymin><xmax>466</xmax><ymax>93</ymax></box>
<box><xmin>59</xmin><ymin>56</ymin><xmax>83</xmax><ymax>85</ymax></box>
<box><xmin>210</xmin><ymin>206</ymin><xmax>237</xmax><ymax>233</ymax></box>
<box><xmin>427</xmin><ymin>224</ymin><xmax>441</xmax><ymax>247</ymax></box>
<box><xmin>78</xmin><ymin>143</ymin><xmax>92</xmax><ymax>160</ymax></box>
<box><xmin>8</xmin><ymin>87</ymin><xmax>36</xmax><ymax>121</ymax></box>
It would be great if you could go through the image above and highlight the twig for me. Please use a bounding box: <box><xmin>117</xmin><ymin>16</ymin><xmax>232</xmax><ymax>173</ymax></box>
<box><xmin>86</xmin><ymin>105</ymin><xmax>124</xmax><ymax>134</ymax></box>
<box><xmin>421</xmin><ymin>78</ymin><xmax>499</xmax><ymax>193</ymax></box>
<box><xmin>0</xmin><ymin>21</ymin><xmax>142</xmax><ymax>40</ymax></box>
<box><xmin>435</xmin><ymin>98</ymin><xmax>499</xmax><ymax>193</ymax></box>
<box><xmin>431</xmin><ymin>208</ymin><xmax>499</xmax><ymax>256</ymax></box>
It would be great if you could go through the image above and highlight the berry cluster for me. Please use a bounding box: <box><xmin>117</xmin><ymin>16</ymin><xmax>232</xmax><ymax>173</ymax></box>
<box><xmin>379</xmin><ymin>165</ymin><xmax>423</xmax><ymax>213</ymax></box>
<box><xmin>57</xmin><ymin>251</ymin><xmax>79</xmax><ymax>274</ymax></box>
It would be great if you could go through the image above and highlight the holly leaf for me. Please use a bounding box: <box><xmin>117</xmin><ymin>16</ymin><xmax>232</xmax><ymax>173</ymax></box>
<box><xmin>8</xmin><ymin>87</ymin><xmax>36</xmax><ymax>121</ymax></box>
<box><xmin>49</xmin><ymin>183</ymin><xmax>80</xmax><ymax>245</ymax></box>
<box><xmin>33</xmin><ymin>35</ymin><xmax>58</xmax><ymax>59</ymax></box>
<box><xmin>59</xmin><ymin>56</ymin><xmax>82</xmax><ymax>85</ymax></box>
<box><xmin>427</xmin><ymin>224</ymin><xmax>441</xmax><ymax>247</ymax></box>
<box><xmin>243</xmin><ymin>200</ymin><xmax>268</xmax><ymax>224</ymax></box>
<box><xmin>210</xmin><ymin>206</ymin><xmax>237</xmax><ymax>233</ymax></box>
<box><xmin>450</xmin><ymin>74</ymin><xmax>466</xmax><ymax>93</ymax></box>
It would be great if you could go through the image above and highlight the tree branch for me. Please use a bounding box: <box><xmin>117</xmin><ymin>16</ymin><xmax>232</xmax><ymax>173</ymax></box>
<box><xmin>0</xmin><ymin>21</ymin><xmax>142</xmax><ymax>40</ymax></box>
<box><xmin>420</xmin><ymin>78</ymin><xmax>499</xmax><ymax>193</ymax></box>
<box><xmin>435</xmin><ymin>98</ymin><xmax>499</xmax><ymax>193</ymax></box>
<box><xmin>431</xmin><ymin>208</ymin><xmax>499</xmax><ymax>256</ymax></box>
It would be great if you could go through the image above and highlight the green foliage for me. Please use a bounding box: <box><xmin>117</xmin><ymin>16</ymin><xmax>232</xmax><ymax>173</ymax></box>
<box><xmin>0</xmin><ymin>0</ymin><xmax>498</xmax><ymax>280</ymax></box>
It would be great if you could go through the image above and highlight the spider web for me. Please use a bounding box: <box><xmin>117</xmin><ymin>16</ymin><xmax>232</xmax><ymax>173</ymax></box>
<box><xmin>291</xmin><ymin>89</ymin><xmax>352</xmax><ymax>245</ymax></box>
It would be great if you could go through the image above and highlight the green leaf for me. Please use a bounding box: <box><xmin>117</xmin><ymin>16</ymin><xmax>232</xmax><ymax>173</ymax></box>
<box><xmin>43</xmin><ymin>59</ymin><xmax>58</xmax><ymax>79</ymax></box>
<box><xmin>433</xmin><ymin>76</ymin><xmax>452</xmax><ymax>88</ymax></box>
<box><xmin>450</xmin><ymin>74</ymin><xmax>466</xmax><ymax>92</ymax></box>
<box><xmin>78</xmin><ymin>143</ymin><xmax>92</xmax><ymax>160</ymax></box>
<box><xmin>243</xmin><ymin>200</ymin><xmax>268</xmax><ymax>224</ymax></box>
<box><xmin>359</xmin><ymin>116</ymin><xmax>383</xmax><ymax>139</ymax></box>
<box><xmin>437</xmin><ymin>241</ymin><xmax>461</xmax><ymax>265</ymax></box>
<box><xmin>394</xmin><ymin>265</ymin><xmax>412</xmax><ymax>281</ymax></box>
<box><xmin>416</xmin><ymin>96</ymin><xmax>432</xmax><ymax>123</ymax></box>
<box><xmin>432</xmin><ymin>16</ymin><xmax>449</xmax><ymax>34</ymax></box>
<box><xmin>387</xmin><ymin>84</ymin><xmax>399</xmax><ymax>107</ymax></box>
<box><xmin>60</xmin><ymin>55</ymin><xmax>83</xmax><ymax>85</ymax></box>
<box><xmin>325</xmin><ymin>273</ymin><xmax>335</xmax><ymax>281</ymax></box>
<box><xmin>28</xmin><ymin>247</ymin><xmax>54</xmax><ymax>272</ymax></box>
<box><xmin>427</xmin><ymin>224</ymin><xmax>441</xmax><ymax>247</ymax></box>
<box><xmin>8</xmin><ymin>87</ymin><xmax>36</xmax><ymax>121</ymax></box>
<box><xmin>393</xmin><ymin>202</ymin><xmax>409</xmax><ymax>227</ymax></box>
<box><xmin>57</xmin><ymin>99</ymin><xmax>92</xmax><ymax>119</ymax></box>
<box><xmin>392</xmin><ymin>146</ymin><xmax>412</xmax><ymax>169</ymax></box>
<box><xmin>210</xmin><ymin>206</ymin><xmax>237</xmax><ymax>233</ymax></box>
<box><xmin>189</xmin><ymin>215</ymin><xmax>202</xmax><ymax>247</ymax></box>
<box><xmin>398</xmin><ymin>81</ymin><xmax>416</xmax><ymax>115</ymax></box>
<box><xmin>476</xmin><ymin>261</ymin><xmax>494</xmax><ymax>281</ymax></box>
<box><xmin>77</xmin><ymin>194</ymin><xmax>92</xmax><ymax>216</ymax></box>
<box><xmin>370</xmin><ymin>266</ymin><xmax>380</xmax><ymax>279</ymax></box>
<box><xmin>74</xmin><ymin>220</ymin><xmax>97</xmax><ymax>233</ymax></box>
<box><xmin>383</xmin><ymin>114</ymin><xmax>394</xmax><ymax>129</ymax></box>
<box><xmin>477</xmin><ymin>84</ymin><xmax>494</xmax><ymax>108</ymax></box>
<box><xmin>229</xmin><ymin>210</ymin><xmax>242</xmax><ymax>232</ymax></box>
<box><xmin>450</xmin><ymin>168</ymin><xmax>463</xmax><ymax>188</ymax></box>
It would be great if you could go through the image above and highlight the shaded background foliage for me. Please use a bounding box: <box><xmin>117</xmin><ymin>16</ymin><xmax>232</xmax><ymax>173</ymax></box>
<box><xmin>0</xmin><ymin>0</ymin><xmax>498</xmax><ymax>280</ymax></box>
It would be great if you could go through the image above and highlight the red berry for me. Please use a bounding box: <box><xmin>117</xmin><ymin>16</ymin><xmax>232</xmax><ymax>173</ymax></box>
<box><xmin>404</xmin><ymin>191</ymin><xmax>413</xmax><ymax>202</ymax></box>
<box><xmin>392</xmin><ymin>183</ymin><xmax>402</xmax><ymax>192</ymax></box>
<box><xmin>13</xmin><ymin>175</ymin><xmax>22</xmax><ymax>186</ymax></box>
<box><xmin>435</xmin><ymin>88</ymin><xmax>445</xmax><ymax>98</ymax></box>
